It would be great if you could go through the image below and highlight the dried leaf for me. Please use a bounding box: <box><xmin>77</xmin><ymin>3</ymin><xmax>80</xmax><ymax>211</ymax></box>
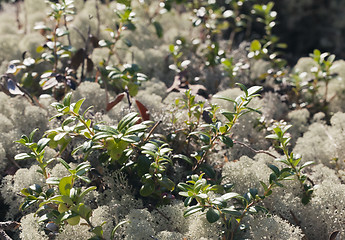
<box><xmin>86</xmin><ymin>57</ymin><xmax>94</xmax><ymax>73</ymax></box>
<box><xmin>89</xmin><ymin>35</ymin><xmax>100</xmax><ymax>48</ymax></box>
<box><xmin>70</xmin><ymin>48</ymin><xmax>86</xmax><ymax>70</ymax></box>
<box><xmin>106</xmin><ymin>93</ymin><xmax>125</xmax><ymax>111</ymax></box>
<box><xmin>135</xmin><ymin>99</ymin><xmax>150</xmax><ymax>121</ymax></box>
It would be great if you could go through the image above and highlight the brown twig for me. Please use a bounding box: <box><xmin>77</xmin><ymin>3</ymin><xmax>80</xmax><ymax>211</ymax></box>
<box><xmin>144</xmin><ymin>121</ymin><xmax>162</xmax><ymax>142</ymax></box>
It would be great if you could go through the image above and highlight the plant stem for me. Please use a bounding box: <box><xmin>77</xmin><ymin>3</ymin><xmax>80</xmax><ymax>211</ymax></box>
<box><xmin>70</xmin><ymin>111</ymin><xmax>95</xmax><ymax>136</ymax></box>
<box><xmin>230</xmin><ymin>183</ymin><xmax>274</xmax><ymax>240</ymax></box>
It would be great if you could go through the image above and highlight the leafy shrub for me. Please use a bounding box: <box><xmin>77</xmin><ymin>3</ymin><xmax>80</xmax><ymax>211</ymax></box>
<box><xmin>0</xmin><ymin>0</ymin><xmax>344</xmax><ymax>239</ymax></box>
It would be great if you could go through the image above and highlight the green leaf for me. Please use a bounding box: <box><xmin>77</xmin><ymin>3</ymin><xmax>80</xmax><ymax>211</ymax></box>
<box><xmin>76</xmin><ymin>175</ymin><xmax>91</xmax><ymax>183</ymax></box>
<box><xmin>117</xmin><ymin>112</ymin><xmax>139</xmax><ymax>132</ymax></box>
<box><xmin>265</xmin><ymin>134</ymin><xmax>279</xmax><ymax>140</ymax></box>
<box><xmin>213</xmin><ymin>95</ymin><xmax>236</xmax><ymax>104</ymax></box>
<box><xmin>121</xmin><ymin>135</ymin><xmax>140</xmax><ymax>143</ymax></box>
<box><xmin>29</xmin><ymin>128</ymin><xmax>39</xmax><ymax>142</ymax></box>
<box><xmin>221</xmin><ymin>111</ymin><xmax>235</xmax><ymax>122</ymax></box>
<box><xmin>219</xmin><ymin>125</ymin><xmax>228</xmax><ymax>134</ymax></box>
<box><xmin>183</xmin><ymin>205</ymin><xmax>203</xmax><ymax>217</ymax></box>
<box><xmin>79</xmin><ymin>186</ymin><xmax>97</xmax><ymax>200</ymax></box>
<box><xmin>236</xmin><ymin>83</ymin><xmax>248</xmax><ymax>96</ymax></box>
<box><xmin>78</xmin><ymin>203</ymin><xmax>92</xmax><ymax>219</ymax></box>
<box><xmin>184</xmin><ymin>197</ymin><xmax>192</xmax><ymax>207</ymax></box>
<box><xmin>14</xmin><ymin>153</ymin><xmax>34</xmax><ymax>161</ymax></box>
<box><xmin>63</xmin><ymin>92</ymin><xmax>73</xmax><ymax>107</ymax></box>
<box><xmin>173</xmin><ymin>154</ymin><xmax>194</xmax><ymax>165</ymax></box>
<box><xmin>57</xmin><ymin>158</ymin><xmax>71</xmax><ymax>170</ymax></box>
<box><xmin>111</xmin><ymin>220</ymin><xmax>130</xmax><ymax>239</ymax></box>
<box><xmin>29</xmin><ymin>184</ymin><xmax>42</xmax><ymax>193</ymax></box>
<box><xmin>221</xmin><ymin>192</ymin><xmax>240</xmax><ymax>201</ymax></box>
<box><xmin>46</xmin><ymin>177</ymin><xmax>60</xmax><ymax>185</ymax></box>
<box><xmin>59</xmin><ymin>176</ymin><xmax>73</xmax><ymax>196</ymax></box>
<box><xmin>250</xmin><ymin>40</ymin><xmax>262</xmax><ymax>52</ymax></box>
<box><xmin>62</xmin><ymin>116</ymin><xmax>76</xmax><ymax>129</ymax></box>
<box><xmin>158</xmin><ymin>177</ymin><xmax>175</xmax><ymax>191</ymax></box>
<box><xmin>300</xmin><ymin>161</ymin><xmax>314</xmax><ymax>170</ymax></box>
<box><xmin>268</xmin><ymin>164</ymin><xmax>280</xmax><ymax>176</ymax></box>
<box><xmin>140</xmin><ymin>179</ymin><xmax>155</xmax><ymax>197</ymax></box>
<box><xmin>177</xmin><ymin>183</ymin><xmax>192</xmax><ymax>192</ymax></box>
<box><xmin>93</xmin><ymin>125</ymin><xmax>118</xmax><ymax>134</ymax></box>
<box><xmin>219</xmin><ymin>135</ymin><xmax>233</xmax><ymax>148</ymax></box>
<box><xmin>20</xmin><ymin>188</ymin><xmax>31</xmax><ymax>196</ymax></box>
<box><xmin>222</xmin><ymin>207</ymin><xmax>242</xmax><ymax>217</ymax></box>
<box><xmin>37</xmin><ymin>138</ymin><xmax>51</xmax><ymax>153</ymax></box>
<box><xmin>82</xmin><ymin>106</ymin><xmax>94</xmax><ymax>117</ymax></box>
<box><xmin>247</xmin><ymin>86</ymin><xmax>263</xmax><ymax>96</ymax></box>
<box><xmin>260</xmin><ymin>181</ymin><xmax>268</xmax><ymax>191</ymax></box>
<box><xmin>206</xmin><ymin>208</ymin><xmax>220</xmax><ymax>223</ymax></box>
<box><xmin>269</xmin><ymin>172</ymin><xmax>277</xmax><ymax>184</ymax></box>
<box><xmin>125</xmin><ymin>124</ymin><xmax>147</xmax><ymax>134</ymax></box>
<box><xmin>71</xmin><ymin>98</ymin><xmax>84</xmax><ymax>114</ymax></box>
<box><xmin>91</xmin><ymin>226</ymin><xmax>103</xmax><ymax>238</ymax></box>
<box><xmin>179</xmin><ymin>191</ymin><xmax>190</xmax><ymax>197</ymax></box>
<box><xmin>40</xmin><ymin>195</ymin><xmax>74</xmax><ymax>206</ymax></box>
<box><xmin>153</xmin><ymin>21</ymin><xmax>163</xmax><ymax>38</ymax></box>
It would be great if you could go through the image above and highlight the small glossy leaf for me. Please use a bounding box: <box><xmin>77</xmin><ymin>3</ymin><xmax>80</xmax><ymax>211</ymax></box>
<box><xmin>118</xmin><ymin>112</ymin><xmax>139</xmax><ymax>131</ymax></box>
<box><xmin>221</xmin><ymin>111</ymin><xmax>235</xmax><ymax>122</ymax></box>
<box><xmin>236</xmin><ymin>83</ymin><xmax>248</xmax><ymax>96</ymax></box>
<box><xmin>59</xmin><ymin>176</ymin><xmax>73</xmax><ymax>196</ymax></box>
<box><xmin>268</xmin><ymin>164</ymin><xmax>280</xmax><ymax>176</ymax></box>
<box><xmin>300</xmin><ymin>161</ymin><xmax>314</xmax><ymax>170</ymax></box>
<box><xmin>206</xmin><ymin>208</ymin><xmax>220</xmax><ymax>223</ymax></box>
<box><xmin>63</xmin><ymin>92</ymin><xmax>72</xmax><ymax>107</ymax></box>
<box><xmin>57</xmin><ymin>158</ymin><xmax>71</xmax><ymax>170</ymax></box>
<box><xmin>79</xmin><ymin>186</ymin><xmax>97</xmax><ymax>200</ymax></box>
<box><xmin>222</xmin><ymin>207</ymin><xmax>242</xmax><ymax>217</ymax></box>
<box><xmin>153</xmin><ymin>21</ymin><xmax>163</xmax><ymax>38</ymax></box>
<box><xmin>46</xmin><ymin>177</ymin><xmax>60</xmax><ymax>185</ymax></box>
<box><xmin>126</xmin><ymin>124</ymin><xmax>147</xmax><ymax>134</ymax></box>
<box><xmin>183</xmin><ymin>205</ymin><xmax>203</xmax><ymax>217</ymax></box>
<box><xmin>158</xmin><ymin>177</ymin><xmax>175</xmax><ymax>191</ymax></box>
<box><xmin>222</xmin><ymin>192</ymin><xmax>240</xmax><ymax>201</ymax></box>
<box><xmin>247</xmin><ymin>86</ymin><xmax>263</xmax><ymax>96</ymax></box>
<box><xmin>14</xmin><ymin>153</ymin><xmax>33</xmax><ymax>161</ymax></box>
<box><xmin>37</xmin><ymin>138</ymin><xmax>51</xmax><ymax>153</ymax></box>
<box><xmin>72</xmin><ymin>98</ymin><xmax>85</xmax><ymax>114</ymax></box>
<box><xmin>173</xmin><ymin>154</ymin><xmax>194</xmax><ymax>165</ymax></box>
<box><xmin>219</xmin><ymin>135</ymin><xmax>233</xmax><ymax>148</ymax></box>
<box><xmin>140</xmin><ymin>179</ymin><xmax>155</xmax><ymax>197</ymax></box>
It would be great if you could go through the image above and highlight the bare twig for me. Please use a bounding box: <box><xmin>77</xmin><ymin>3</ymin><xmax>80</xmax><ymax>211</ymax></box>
<box><xmin>233</xmin><ymin>140</ymin><xmax>278</xmax><ymax>159</ymax></box>
<box><xmin>144</xmin><ymin>121</ymin><xmax>162</xmax><ymax>142</ymax></box>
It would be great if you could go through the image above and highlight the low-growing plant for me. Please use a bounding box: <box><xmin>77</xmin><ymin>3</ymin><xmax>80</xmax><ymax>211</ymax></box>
<box><xmin>15</xmin><ymin>128</ymin><xmax>101</xmax><ymax>237</ymax></box>
<box><xmin>177</xmin><ymin>120</ymin><xmax>313</xmax><ymax>239</ymax></box>
<box><xmin>170</xmin><ymin>83</ymin><xmax>263</xmax><ymax>172</ymax></box>
<box><xmin>13</xmin><ymin>91</ymin><xmax>180</xmax><ymax>236</ymax></box>
<box><xmin>248</xmin><ymin>2</ymin><xmax>287</xmax><ymax>81</ymax></box>
<box><xmin>266</xmin><ymin>120</ymin><xmax>314</xmax><ymax>204</ymax></box>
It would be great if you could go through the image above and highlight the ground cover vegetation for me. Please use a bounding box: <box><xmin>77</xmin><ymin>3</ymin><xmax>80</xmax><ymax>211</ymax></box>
<box><xmin>0</xmin><ymin>0</ymin><xmax>344</xmax><ymax>239</ymax></box>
